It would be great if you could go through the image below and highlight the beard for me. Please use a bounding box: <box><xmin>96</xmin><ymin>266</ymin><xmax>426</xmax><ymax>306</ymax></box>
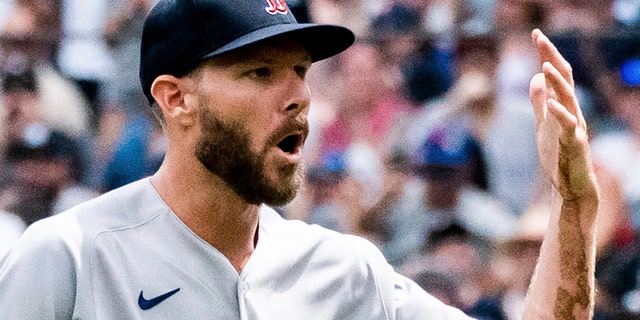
<box><xmin>194</xmin><ymin>97</ymin><xmax>305</xmax><ymax>206</ymax></box>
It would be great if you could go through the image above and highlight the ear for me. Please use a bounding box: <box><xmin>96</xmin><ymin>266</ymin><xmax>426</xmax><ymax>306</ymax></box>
<box><xmin>150</xmin><ymin>75</ymin><xmax>197</xmax><ymax>127</ymax></box>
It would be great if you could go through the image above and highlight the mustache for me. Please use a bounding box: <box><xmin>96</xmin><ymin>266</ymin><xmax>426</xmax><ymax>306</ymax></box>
<box><xmin>267</xmin><ymin>115</ymin><xmax>310</xmax><ymax>147</ymax></box>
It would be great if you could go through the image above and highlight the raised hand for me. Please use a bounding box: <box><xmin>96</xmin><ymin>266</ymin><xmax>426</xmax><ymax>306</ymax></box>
<box><xmin>523</xmin><ymin>29</ymin><xmax>600</xmax><ymax>320</ymax></box>
<box><xmin>529</xmin><ymin>29</ymin><xmax>598</xmax><ymax>202</ymax></box>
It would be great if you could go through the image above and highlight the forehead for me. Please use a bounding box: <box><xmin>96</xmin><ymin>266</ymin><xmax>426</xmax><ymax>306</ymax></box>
<box><xmin>205</xmin><ymin>35</ymin><xmax>312</xmax><ymax>68</ymax></box>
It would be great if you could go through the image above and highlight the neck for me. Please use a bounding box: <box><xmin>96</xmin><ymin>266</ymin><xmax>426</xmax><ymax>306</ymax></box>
<box><xmin>150</xmin><ymin>158</ymin><xmax>260</xmax><ymax>273</ymax></box>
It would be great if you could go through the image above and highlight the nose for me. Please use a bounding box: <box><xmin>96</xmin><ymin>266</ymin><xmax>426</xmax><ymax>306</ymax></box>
<box><xmin>282</xmin><ymin>75</ymin><xmax>311</xmax><ymax>115</ymax></box>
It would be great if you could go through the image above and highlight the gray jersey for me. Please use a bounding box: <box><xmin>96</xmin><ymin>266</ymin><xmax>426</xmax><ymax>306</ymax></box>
<box><xmin>0</xmin><ymin>178</ymin><xmax>471</xmax><ymax>319</ymax></box>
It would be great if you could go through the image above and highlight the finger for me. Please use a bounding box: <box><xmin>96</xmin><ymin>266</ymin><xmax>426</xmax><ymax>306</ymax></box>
<box><xmin>542</xmin><ymin>62</ymin><xmax>580</xmax><ymax>117</ymax></box>
<box><xmin>531</xmin><ymin>29</ymin><xmax>559</xmax><ymax>102</ymax></box>
<box><xmin>531</xmin><ymin>28</ymin><xmax>544</xmax><ymax>62</ymax></box>
<box><xmin>529</xmin><ymin>72</ymin><xmax>548</xmax><ymax>124</ymax></box>
<box><xmin>547</xmin><ymin>98</ymin><xmax>578</xmax><ymax>132</ymax></box>
<box><xmin>532</xmin><ymin>29</ymin><xmax>574</xmax><ymax>86</ymax></box>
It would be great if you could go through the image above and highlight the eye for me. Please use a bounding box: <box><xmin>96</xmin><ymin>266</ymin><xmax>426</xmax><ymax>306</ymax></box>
<box><xmin>248</xmin><ymin>67</ymin><xmax>273</xmax><ymax>79</ymax></box>
<box><xmin>294</xmin><ymin>65</ymin><xmax>309</xmax><ymax>79</ymax></box>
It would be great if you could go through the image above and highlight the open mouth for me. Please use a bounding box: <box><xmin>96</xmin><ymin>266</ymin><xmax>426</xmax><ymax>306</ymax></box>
<box><xmin>277</xmin><ymin>134</ymin><xmax>303</xmax><ymax>154</ymax></box>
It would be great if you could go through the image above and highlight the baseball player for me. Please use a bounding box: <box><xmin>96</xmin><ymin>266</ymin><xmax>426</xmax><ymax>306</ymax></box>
<box><xmin>0</xmin><ymin>0</ymin><xmax>599</xmax><ymax>319</ymax></box>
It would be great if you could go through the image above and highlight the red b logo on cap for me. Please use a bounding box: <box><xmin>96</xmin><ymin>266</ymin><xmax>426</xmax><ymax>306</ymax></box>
<box><xmin>265</xmin><ymin>0</ymin><xmax>288</xmax><ymax>15</ymax></box>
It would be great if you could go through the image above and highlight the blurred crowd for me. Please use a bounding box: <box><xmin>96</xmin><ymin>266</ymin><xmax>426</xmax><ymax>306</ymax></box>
<box><xmin>0</xmin><ymin>0</ymin><xmax>639</xmax><ymax>319</ymax></box>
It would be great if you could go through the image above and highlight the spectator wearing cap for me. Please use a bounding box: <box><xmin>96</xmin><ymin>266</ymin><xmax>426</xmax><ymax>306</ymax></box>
<box><xmin>591</xmin><ymin>38</ymin><xmax>640</xmax><ymax>226</ymax></box>
<box><xmin>389</xmin><ymin>122</ymin><xmax>518</xmax><ymax>318</ymax></box>
<box><xmin>591</xmin><ymin>47</ymin><xmax>640</xmax><ymax>232</ymax></box>
<box><xmin>586</xmin><ymin>40</ymin><xmax>640</xmax><ymax>316</ymax></box>
<box><xmin>300</xmin><ymin>151</ymin><xmax>351</xmax><ymax>233</ymax></box>
<box><xmin>369</xmin><ymin>117</ymin><xmax>516</xmax><ymax>270</ymax></box>
<box><xmin>401</xmin><ymin>33</ymin><xmax>540</xmax><ymax>217</ymax></box>
<box><xmin>413</xmin><ymin>119</ymin><xmax>516</xmax><ymax>243</ymax></box>
<box><xmin>0</xmin><ymin>69</ymin><xmax>98</xmax><ymax>225</ymax></box>
<box><xmin>367</xmin><ymin>1</ymin><xmax>453</xmax><ymax>106</ymax></box>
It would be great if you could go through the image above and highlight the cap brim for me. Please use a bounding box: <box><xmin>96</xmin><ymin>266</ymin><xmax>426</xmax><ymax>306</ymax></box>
<box><xmin>202</xmin><ymin>23</ymin><xmax>355</xmax><ymax>63</ymax></box>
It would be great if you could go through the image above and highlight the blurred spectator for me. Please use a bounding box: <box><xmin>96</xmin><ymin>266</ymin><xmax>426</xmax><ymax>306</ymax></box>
<box><xmin>92</xmin><ymin>0</ymin><xmax>165</xmax><ymax>192</ymax></box>
<box><xmin>596</xmin><ymin>234</ymin><xmax>640</xmax><ymax>318</ymax></box>
<box><xmin>0</xmin><ymin>0</ymin><xmax>14</xmax><ymax>29</ymax></box>
<box><xmin>57</xmin><ymin>0</ymin><xmax>114</xmax><ymax>120</ymax></box>
<box><xmin>308</xmin><ymin>0</ymin><xmax>385</xmax><ymax>38</ymax></box>
<box><xmin>412</xmin><ymin>269</ymin><xmax>465</xmax><ymax>310</ymax></box>
<box><xmin>94</xmin><ymin>108</ymin><xmax>165</xmax><ymax>192</ymax></box>
<box><xmin>401</xmin><ymin>224</ymin><xmax>504</xmax><ymax>318</ymax></box>
<box><xmin>494</xmin><ymin>0</ymin><xmax>547</xmax><ymax>33</ymax></box>
<box><xmin>587</xmin><ymin>40</ymin><xmax>640</xmax><ymax>318</ymax></box>
<box><xmin>402</xmin><ymin>37</ymin><xmax>453</xmax><ymax>106</ymax></box>
<box><xmin>0</xmin><ymin>68</ymin><xmax>97</xmax><ymax>225</ymax></box>
<box><xmin>370</xmin><ymin>2</ymin><xmax>453</xmax><ymax>105</ymax></box>
<box><xmin>612</xmin><ymin>0</ymin><xmax>640</xmax><ymax>31</ymax></box>
<box><xmin>0</xmin><ymin>2</ymin><xmax>94</xmax><ymax>142</ymax></box>
<box><xmin>312</xmin><ymin>41</ymin><xmax>411</xmax><ymax>215</ymax></box>
<box><xmin>415</xmin><ymin>121</ymin><xmax>515</xmax><ymax>240</ymax></box>
<box><xmin>493</xmin><ymin>0</ymin><xmax>544</xmax><ymax>109</ymax></box>
<box><xmin>102</xmin><ymin>0</ymin><xmax>154</xmax><ymax>113</ymax></box>
<box><xmin>546</xmin><ymin>0</ymin><xmax>614</xmax><ymax>33</ymax></box>
<box><xmin>591</xmin><ymin>39</ymin><xmax>640</xmax><ymax>231</ymax></box>
<box><xmin>1</xmin><ymin>0</ymin><xmax>61</xmax><ymax>50</ymax></box>
<box><xmin>303</xmin><ymin>151</ymin><xmax>352</xmax><ymax>233</ymax></box>
<box><xmin>492</xmin><ymin>206</ymin><xmax>548</xmax><ymax>320</ymax></box>
<box><xmin>454</xmin><ymin>35</ymin><xmax>539</xmax><ymax>216</ymax></box>
<box><xmin>399</xmin><ymin>34</ymin><xmax>539</xmax><ymax>216</ymax></box>
<box><xmin>378</xmin><ymin>118</ymin><xmax>516</xmax><ymax>267</ymax></box>
<box><xmin>370</xmin><ymin>2</ymin><xmax>423</xmax><ymax>91</ymax></box>
<box><xmin>456</xmin><ymin>0</ymin><xmax>497</xmax><ymax>35</ymax></box>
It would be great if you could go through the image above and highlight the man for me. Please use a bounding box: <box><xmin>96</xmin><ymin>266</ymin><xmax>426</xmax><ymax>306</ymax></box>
<box><xmin>0</xmin><ymin>1</ymin><xmax>599</xmax><ymax>319</ymax></box>
<box><xmin>0</xmin><ymin>68</ymin><xmax>92</xmax><ymax>226</ymax></box>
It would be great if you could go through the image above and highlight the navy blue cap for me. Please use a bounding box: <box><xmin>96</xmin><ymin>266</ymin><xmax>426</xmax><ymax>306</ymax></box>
<box><xmin>140</xmin><ymin>0</ymin><xmax>355</xmax><ymax>104</ymax></box>
<box><xmin>420</xmin><ymin>125</ymin><xmax>479</xmax><ymax>168</ymax></box>
<box><xmin>412</xmin><ymin>121</ymin><xmax>482</xmax><ymax>181</ymax></box>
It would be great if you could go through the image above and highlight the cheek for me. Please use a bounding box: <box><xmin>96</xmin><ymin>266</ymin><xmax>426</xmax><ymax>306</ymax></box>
<box><xmin>200</xmin><ymin>80</ymin><xmax>282</xmax><ymax>149</ymax></box>
<box><xmin>224</xmin><ymin>105</ymin><xmax>279</xmax><ymax>149</ymax></box>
